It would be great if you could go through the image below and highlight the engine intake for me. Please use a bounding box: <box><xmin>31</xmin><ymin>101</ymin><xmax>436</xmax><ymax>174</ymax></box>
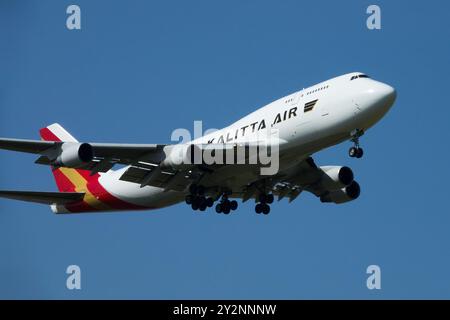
<box><xmin>320</xmin><ymin>166</ymin><xmax>354</xmax><ymax>191</ymax></box>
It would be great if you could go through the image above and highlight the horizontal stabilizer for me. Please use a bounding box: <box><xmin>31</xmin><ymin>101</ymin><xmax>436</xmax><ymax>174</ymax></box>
<box><xmin>0</xmin><ymin>190</ymin><xmax>84</xmax><ymax>205</ymax></box>
<box><xmin>0</xmin><ymin>137</ymin><xmax>56</xmax><ymax>153</ymax></box>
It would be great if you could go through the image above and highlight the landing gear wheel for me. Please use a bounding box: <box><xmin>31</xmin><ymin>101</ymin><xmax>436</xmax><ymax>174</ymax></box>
<box><xmin>222</xmin><ymin>203</ymin><xmax>231</xmax><ymax>214</ymax></box>
<box><xmin>356</xmin><ymin>148</ymin><xmax>364</xmax><ymax>158</ymax></box>
<box><xmin>206</xmin><ymin>197</ymin><xmax>214</xmax><ymax>208</ymax></box>
<box><xmin>349</xmin><ymin>147</ymin><xmax>358</xmax><ymax>158</ymax></box>
<box><xmin>191</xmin><ymin>202</ymin><xmax>199</xmax><ymax>211</ymax></box>
<box><xmin>255</xmin><ymin>203</ymin><xmax>263</xmax><ymax>214</ymax></box>
<box><xmin>229</xmin><ymin>200</ymin><xmax>238</xmax><ymax>211</ymax></box>
<box><xmin>349</xmin><ymin>147</ymin><xmax>364</xmax><ymax>158</ymax></box>
<box><xmin>266</xmin><ymin>194</ymin><xmax>274</xmax><ymax>204</ymax></box>
<box><xmin>262</xmin><ymin>204</ymin><xmax>270</xmax><ymax>215</ymax></box>
<box><xmin>215</xmin><ymin>203</ymin><xmax>222</xmax><ymax>213</ymax></box>
<box><xmin>199</xmin><ymin>203</ymin><xmax>207</xmax><ymax>211</ymax></box>
<box><xmin>185</xmin><ymin>195</ymin><xmax>194</xmax><ymax>205</ymax></box>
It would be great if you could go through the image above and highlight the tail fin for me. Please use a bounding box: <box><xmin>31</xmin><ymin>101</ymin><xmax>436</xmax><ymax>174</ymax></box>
<box><xmin>39</xmin><ymin>123</ymin><xmax>95</xmax><ymax>193</ymax></box>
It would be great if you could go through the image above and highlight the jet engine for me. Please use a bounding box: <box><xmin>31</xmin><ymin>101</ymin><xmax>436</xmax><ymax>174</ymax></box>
<box><xmin>320</xmin><ymin>180</ymin><xmax>360</xmax><ymax>204</ymax></box>
<box><xmin>319</xmin><ymin>166</ymin><xmax>354</xmax><ymax>191</ymax></box>
<box><xmin>53</xmin><ymin>142</ymin><xmax>94</xmax><ymax>168</ymax></box>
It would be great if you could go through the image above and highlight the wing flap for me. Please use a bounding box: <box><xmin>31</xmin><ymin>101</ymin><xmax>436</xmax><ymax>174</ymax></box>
<box><xmin>0</xmin><ymin>190</ymin><xmax>84</xmax><ymax>205</ymax></box>
<box><xmin>119</xmin><ymin>166</ymin><xmax>177</xmax><ymax>188</ymax></box>
<box><xmin>89</xmin><ymin>143</ymin><xmax>166</xmax><ymax>162</ymax></box>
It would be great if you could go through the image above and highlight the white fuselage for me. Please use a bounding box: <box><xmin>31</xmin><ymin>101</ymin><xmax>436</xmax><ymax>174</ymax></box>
<box><xmin>98</xmin><ymin>72</ymin><xmax>396</xmax><ymax>209</ymax></box>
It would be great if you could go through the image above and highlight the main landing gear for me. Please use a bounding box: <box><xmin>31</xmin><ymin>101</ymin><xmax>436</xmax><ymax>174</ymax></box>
<box><xmin>349</xmin><ymin>129</ymin><xmax>364</xmax><ymax>159</ymax></box>
<box><xmin>186</xmin><ymin>185</ymin><xmax>238</xmax><ymax>214</ymax></box>
<box><xmin>215</xmin><ymin>191</ymin><xmax>238</xmax><ymax>215</ymax></box>
<box><xmin>186</xmin><ymin>185</ymin><xmax>275</xmax><ymax>215</ymax></box>
<box><xmin>255</xmin><ymin>193</ymin><xmax>274</xmax><ymax>215</ymax></box>
<box><xmin>185</xmin><ymin>184</ymin><xmax>214</xmax><ymax>212</ymax></box>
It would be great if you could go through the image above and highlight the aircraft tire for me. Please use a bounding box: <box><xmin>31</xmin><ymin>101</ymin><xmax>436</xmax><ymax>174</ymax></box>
<box><xmin>185</xmin><ymin>195</ymin><xmax>194</xmax><ymax>205</ymax></box>
<box><xmin>356</xmin><ymin>148</ymin><xmax>364</xmax><ymax>158</ymax></box>
<box><xmin>206</xmin><ymin>197</ymin><xmax>214</xmax><ymax>207</ymax></box>
<box><xmin>262</xmin><ymin>204</ymin><xmax>270</xmax><ymax>215</ymax></box>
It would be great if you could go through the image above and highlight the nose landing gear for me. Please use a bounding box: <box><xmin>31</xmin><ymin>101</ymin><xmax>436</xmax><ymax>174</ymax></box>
<box><xmin>349</xmin><ymin>129</ymin><xmax>364</xmax><ymax>159</ymax></box>
<box><xmin>349</xmin><ymin>146</ymin><xmax>363</xmax><ymax>158</ymax></box>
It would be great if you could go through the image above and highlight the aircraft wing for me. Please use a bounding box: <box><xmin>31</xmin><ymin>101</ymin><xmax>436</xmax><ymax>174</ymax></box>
<box><xmin>0</xmin><ymin>137</ymin><xmax>167</xmax><ymax>174</ymax></box>
<box><xmin>0</xmin><ymin>190</ymin><xmax>85</xmax><ymax>205</ymax></box>
<box><xmin>0</xmin><ymin>125</ymin><xmax>283</xmax><ymax>194</ymax></box>
<box><xmin>0</xmin><ymin>135</ymin><xmax>359</xmax><ymax>203</ymax></box>
<box><xmin>236</xmin><ymin>157</ymin><xmax>360</xmax><ymax>205</ymax></box>
<box><xmin>237</xmin><ymin>157</ymin><xmax>319</xmax><ymax>203</ymax></box>
<box><xmin>271</xmin><ymin>157</ymin><xmax>324</xmax><ymax>202</ymax></box>
<box><xmin>0</xmin><ymin>137</ymin><xmax>257</xmax><ymax>192</ymax></box>
<box><xmin>117</xmin><ymin>142</ymin><xmax>271</xmax><ymax>191</ymax></box>
<box><xmin>0</xmin><ymin>138</ymin><xmax>165</xmax><ymax>162</ymax></box>
<box><xmin>267</xmin><ymin>157</ymin><xmax>360</xmax><ymax>204</ymax></box>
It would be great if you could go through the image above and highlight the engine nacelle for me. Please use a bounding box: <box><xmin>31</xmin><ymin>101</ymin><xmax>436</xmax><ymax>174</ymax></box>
<box><xmin>319</xmin><ymin>166</ymin><xmax>354</xmax><ymax>191</ymax></box>
<box><xmin>53</xmin><ymin>142</ymin><xmax>94</xmax><ymax>168</ymax></box>
<box><xmin>320</xmin><ymin>181</ymin><xmax>360</xmax><ymax>204</ymax></box>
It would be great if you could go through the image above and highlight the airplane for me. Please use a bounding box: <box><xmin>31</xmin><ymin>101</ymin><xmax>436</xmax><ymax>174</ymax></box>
<box><xmin>0</xmin><ymin>72</ymin><xmax>396</xmax><ymax>215</ymax></box>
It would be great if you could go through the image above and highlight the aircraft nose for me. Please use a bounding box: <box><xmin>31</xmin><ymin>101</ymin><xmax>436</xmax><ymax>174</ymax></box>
<box><xmin>376</xmin><ymin>83</ymin><xmax>397</xmax><ymax>107</ymax></box>
<box><xmin>356</xmin><ymin>81</ymin><xmax>397</xmax><ymax>114</ymax></box>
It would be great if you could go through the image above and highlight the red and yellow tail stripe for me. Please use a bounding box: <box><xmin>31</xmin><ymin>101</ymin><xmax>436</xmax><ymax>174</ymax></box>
<box><xmin>40</xmin><ymin>126</ymin><xmax>145</xmax><ymax>213</ymax></box>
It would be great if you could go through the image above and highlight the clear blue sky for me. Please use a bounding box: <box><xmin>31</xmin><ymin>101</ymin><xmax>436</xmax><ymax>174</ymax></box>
<box><xmin>0</xmin><ymin>0</ymin><xmax>449</xmax><ymax>299</ymax></box>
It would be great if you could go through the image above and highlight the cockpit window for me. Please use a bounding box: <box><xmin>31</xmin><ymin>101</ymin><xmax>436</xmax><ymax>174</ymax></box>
<box><xmin>351</xmin><ymin>74</ymin><xmax>370</xmax><ymax>80</ymax></box>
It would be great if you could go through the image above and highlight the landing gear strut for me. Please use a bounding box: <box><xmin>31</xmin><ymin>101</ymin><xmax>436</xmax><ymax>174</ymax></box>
<box><xmin>255</xmin><ymin>193</ymin><xmax>273</xmax><ymax>215</ymax></box>
<box><xmin>215</xmin><ymin>191</ymin><xmax>238</xmax><ymax>215</ymax></box>
<box><xmin>349</xmin><ymin>129</ymin><xmax>364</xmax><ymax>159</ymax></box>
